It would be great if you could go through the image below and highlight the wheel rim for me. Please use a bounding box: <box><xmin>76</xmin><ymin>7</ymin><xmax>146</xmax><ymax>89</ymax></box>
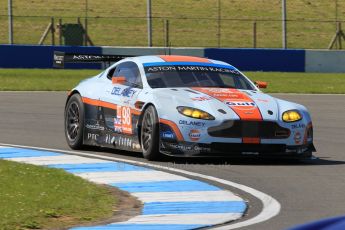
<box><xmin>142</xmin><ymin>110</ymin><xmax>153</xmax><ymax>152</ymax></box>
<box><xmin>66</xmin><ymin>101</ymin><xmax>80</xmax><ymax>142</ymax></box>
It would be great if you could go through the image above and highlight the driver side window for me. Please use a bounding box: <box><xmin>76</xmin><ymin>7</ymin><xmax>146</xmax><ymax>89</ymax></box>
<box><xmin>113</xmin><ymin>61</ymin><xmax>142</xmax><ymax>88</ymax></box>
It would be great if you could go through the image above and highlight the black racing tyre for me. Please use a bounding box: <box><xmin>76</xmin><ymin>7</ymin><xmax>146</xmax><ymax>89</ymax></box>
<box><xmin>64</xmin><ymin>94</ymin><xmax>84</xmax><ymax>149</ymax></box>
<box><xmin>141</xmin><ymin>105</ymin><xmax>161</xmax><ymax>160</ymax></box>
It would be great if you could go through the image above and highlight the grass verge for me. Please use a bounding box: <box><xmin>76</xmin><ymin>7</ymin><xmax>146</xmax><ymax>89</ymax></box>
<box><xmin>0</xmin><ymin>69</ymin><xmax>99</xmax><ymax>91</ymax></box>
<box><xmin>0</xmin><ymin>68</ymin><xmax>345</xmax><ymax>93</ymax></box>
<box><xmin>0</xmin><ymin>0</ymin><xmax>344</xmax><ymax>48</ymax></box>
<box><xmin>0</xmin><ymin>159</ymin><xmax>116</xmax><ymax>230</ymax></box>
<box><xmin>247</xmin><ymin>72</ymin><xmax>345</xmax><ymax>94</ymax></box>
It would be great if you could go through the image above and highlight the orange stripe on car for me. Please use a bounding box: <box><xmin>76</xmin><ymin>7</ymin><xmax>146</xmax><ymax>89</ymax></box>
<box><xmin>243</xmin><ymin>137</ymin><xmax>260</xmax><ymax>144</ymax></box>
<box><xmin>192</xmin><ymin>87</ymin><xmax>263</xmax><ymax>121</ymax></box>
<box><xmin>99</xmin><ymin>101</ymin><xmax>117</xmax><ymax>110</ymax></box>
<box><xmin>82</xmin><ymin>97</ymin><xmax>99</xmax><ymax>106</ymax></box>
<box><xmin>159</xmin><ymin>118</ymin><xmax>184</xmax><ymax>141</ymax></box>
<box><xmin>82</xmin><ymin>97</ymin><xmax>141</xmax><ymax>114</ymax></box>
<box><xmin>159</xmin><ymin>55</ymin><xmax>211</xmax><ymax>63</ymax></box>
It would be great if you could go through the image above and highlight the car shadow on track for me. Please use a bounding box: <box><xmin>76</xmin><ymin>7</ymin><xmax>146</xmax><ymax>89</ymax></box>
<box><xmin>82</xmin><ymin>147</ymin><xmax>345</xmax><ymax>166</ymax></box>
<box><xmin>167</xmin><ymin>156</ymin><xmax>345</xmax><ymax>166</ymax></box>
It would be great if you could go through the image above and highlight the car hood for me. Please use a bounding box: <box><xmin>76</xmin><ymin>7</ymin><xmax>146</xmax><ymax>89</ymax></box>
<box><xmin>152</xmin><ymin>87</ymin><xmax>280</xmax><ymax>121</ymax></box>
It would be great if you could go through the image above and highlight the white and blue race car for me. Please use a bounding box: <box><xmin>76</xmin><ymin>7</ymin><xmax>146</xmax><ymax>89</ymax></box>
<box><xmin>59</xmin><ymin>54</ymin><xmax>315</xmax><ymax>160</ymax></box>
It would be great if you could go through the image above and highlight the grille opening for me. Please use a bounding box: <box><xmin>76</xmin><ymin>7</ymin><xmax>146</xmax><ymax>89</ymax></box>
<box><xmin>208</xmin><ymin>120</ymin><xmax>290</xmax><ymax>139</ymax></box>
<box><xmin>275</xmin><ymin>130</ymin><xmax>290</xmax><ymax>137</ymax></box>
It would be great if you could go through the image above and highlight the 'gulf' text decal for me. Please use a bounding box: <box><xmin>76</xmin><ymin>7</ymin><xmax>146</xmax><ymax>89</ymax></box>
<box><xmin>192</xmin><ymin>87</ymin><xmax>263</xmax><ymax>121</ymax></box>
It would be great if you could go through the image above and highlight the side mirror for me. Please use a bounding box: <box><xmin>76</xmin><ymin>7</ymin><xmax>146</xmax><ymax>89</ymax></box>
<box><xmin>255</xmin><ymin>81</ymin><xmax>268</xmax><ymax>89</ymax></box>
<box><xmin>112</xmin><ymin>76</ymin><xmax>126</xmax><ymax>85</ymax></box>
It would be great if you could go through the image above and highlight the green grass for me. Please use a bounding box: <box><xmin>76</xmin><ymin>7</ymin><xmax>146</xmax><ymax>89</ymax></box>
<box><xmin>0</xmin><ymin>159</ymin><xmax>116</xmax><ymax>230</ymax></box>
<box><xmin>1</xmin><ymin>68</ymin><xmax>345</xmax><ymax>93</ymax></box>
<box><xmin>247</xmin><ymin>72</ymin><xmax>345</xmax><ymax>94</ymax></box>
<box><xmin>0</xmin><ymin>0</ymin><xmax>343</xmax><ymax>48</ymax></box>
<box><xmin>0</xmin><ymin>69</ymin><xmax>98</xmax><ymax>91</ymax></box>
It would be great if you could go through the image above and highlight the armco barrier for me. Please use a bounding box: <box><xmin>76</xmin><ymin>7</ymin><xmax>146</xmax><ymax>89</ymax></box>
<box><xmin>204</xmin><ymin>48</ymin><xmax>306</xmax><ymax>72</ymax></box>
<box><xmin>0</xmin><ymin>45</ymin><xmax>102</xmax><ymax>69</ymax></box>
<box><xmin>0</xmin><ymin>45</ymin><xmax>344</xmax><ymax>72</ymax></box>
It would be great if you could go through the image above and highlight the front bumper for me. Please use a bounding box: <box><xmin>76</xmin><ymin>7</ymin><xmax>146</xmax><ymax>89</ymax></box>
<box><xmin>160</xmin><ymin>141</ymin><xmax>316</xmax><ymax>158</ymax></box>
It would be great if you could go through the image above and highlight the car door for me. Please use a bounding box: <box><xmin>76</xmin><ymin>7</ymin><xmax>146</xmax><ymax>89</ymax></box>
<box><xmin>100</xmin><ymin>61</ymin><xmax>143</xmax><ymax>148</ymax></box>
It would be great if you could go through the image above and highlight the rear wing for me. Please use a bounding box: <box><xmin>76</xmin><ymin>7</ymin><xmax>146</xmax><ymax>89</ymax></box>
<box><xmin>53</xmin><ymin>51</ymin><xmax>129</xmax><ymax>68</ymax></box>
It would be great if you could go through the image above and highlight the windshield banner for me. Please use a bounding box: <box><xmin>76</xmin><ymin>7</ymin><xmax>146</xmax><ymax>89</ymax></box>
<box><xmin>144</xmin><ymin>65</ymin><xmax>240</xmax><ymax>74</ymax></box>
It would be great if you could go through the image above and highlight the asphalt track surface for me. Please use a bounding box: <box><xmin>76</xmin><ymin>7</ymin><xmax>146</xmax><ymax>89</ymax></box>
<box><xmin>0</xmin><ymin>92</ymin><xmax>344</xmax><ymax>230</ymax></box>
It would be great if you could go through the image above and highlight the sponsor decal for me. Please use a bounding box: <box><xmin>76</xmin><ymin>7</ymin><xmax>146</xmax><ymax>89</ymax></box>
<box><xmin>193</xmin><ymin>87</ymin><xmax>263</xmax><ymax>121</ymax></box>
<box><xmin>162</xmin><ymin>131</ymin><xmax>175</xmax><ymax>139</ymax></box>
<box><xmin>114</xmin><ymin>118</ymin><xmax>122</xmax><ymax>133</ymax></box>
<box><xmin>191</xmin><ymin>96</ymin><xmax>212</xmax><ymax>101</ymax></box>
<box><xmin>145</xmin><ymin>65</ymin><xmax>240</xmax><ymax>74</ymax></box>
<box><xmin>179</xmin><ymin>120</ymin><xmax>205</xmax><ymax>127</ymax></box>
<box><xmin>115</xmin><ymin>136</ymin><xmax>132</xmax><ymax>148</ymax></box>
<box><xmin>72</xmin><ymin>54</ymin><xmax>104</xmax><ymax>61</ymax></box>
<box><xmin>105</xmin><ymin>134</ymin><xmax>140</xmax><ymax>150</ymax></box>
<box><xmin>86</xmin><ymin>122</ymin><xmax>105</xmax><ymax>131</ymax></box>
<box><xmin>53</xmin><ymin>54</ymin><xmax>63</xmax><ymax>63</ymax></box>
<box><xmin>111</xmin><ymin>87</ymin><xmax>136</xmax><ymax>98</ymax></box>
<box><xmin>241</xmin><ymin>152</ymin><xmax>259</xmax><ymax>155</ymax></box>
<box><xmin>105</xmin><ymin>134</ymin><xmax>116</xmax><ymax>144</ymax></box>
<box><xmin>87</xmin><ymin>133</ymin><xmax>99</xmax><ymax>141</ymax></box>
<box><xmin>197</xmin><ymin>88</ymin><xmax>243</xmax><ymax>98</ymax></box>
<box><xmin>257</xmin><ymin>99</ymin><xmax>269</xmax><ymax>103</ymax></box>
<box><xmin>189</xmin><ymin>129</ymin><xmax>201</xmax><ymax>141</ymax></box>
<box><xmin>164</xmin><ymin>143</ymin><xmax>210</xmax><ymax>153</ymax></box>
<box><xmin>107</xmin><ymin>135</ymin><xmax>134</xmax><ymax>148</ymax></box>
<box><xmin>225</xmin><ymin>101</ymin><xmax>257</xmax><ymax>110</ymax></box>
<box><xmin>294</xmin><ymin>131</ymin><xmax>302</xmax><ymax>144</ymax></box>
<box><xmin>114</xmin><ymin>105</ymin><xmax>133</xmax><ymax>134</ymax></box>
<box><xmin>297</xmin><ymin>147</ymin><xmax>308</xmax><ymax>154</ymax></box>
<box><xmin>291</xmin><ymin>123</ymin><xmax>306</xmax><ymax>129</ymax></box>
<box><xmin>193</xmin><ymin>145</ymin><xmax>211</xmax><ymax>152</ymax></box>
<box><xmin>166</xmin><ymin>143</ymin><xmax>194</xmax><ymax>151</ymax></box>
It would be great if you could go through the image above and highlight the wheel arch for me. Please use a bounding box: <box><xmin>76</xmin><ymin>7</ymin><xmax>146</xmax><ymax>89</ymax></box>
<box><xmin>64</xmin><ymin>90</ymin><xmax>85</xmax><ymax>149</ymax></box>
<box><xmin>65</xmin><ymin>90</ymin><xmax>81</xmax><ymax>107</ymax></box>
<box><xmin>137</xmin><ymin>102</ymin><xmax>159</xmax><ymax>145</ymax></box>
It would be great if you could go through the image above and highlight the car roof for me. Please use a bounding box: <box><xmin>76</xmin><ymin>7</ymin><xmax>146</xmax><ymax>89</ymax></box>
<box><xmin>128</xmin><ymin>55</ymin><xmax>236</xmax><ymax>69</ymax></box>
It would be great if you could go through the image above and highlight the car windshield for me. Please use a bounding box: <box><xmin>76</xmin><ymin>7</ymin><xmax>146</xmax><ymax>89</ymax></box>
<box><xmin>144</xmin><ymin>64</ymin><xmax>255</xmax><ymax>90</ymax></box>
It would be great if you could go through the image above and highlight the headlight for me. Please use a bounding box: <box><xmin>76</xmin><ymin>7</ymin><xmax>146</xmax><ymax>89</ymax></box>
<box><xmin>177</xmin><ymin>106</ymin><xmax>215</xmax><ymax>120</ymax></box>
<box><xmin>282</xmin><ymin>110</ymin><xmax>302</xmax><ymax>122</ymax></box>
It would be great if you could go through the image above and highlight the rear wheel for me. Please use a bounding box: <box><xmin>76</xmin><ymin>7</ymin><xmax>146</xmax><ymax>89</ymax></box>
<box><xmin>65</xmin><ymin>94</ymin><xmax>84</xmax><ymax>149</ymax></box>
<box><xmin>141</xmin><ymin>105</ymin><xmax>161</xmax><ymax>160</ymax></box>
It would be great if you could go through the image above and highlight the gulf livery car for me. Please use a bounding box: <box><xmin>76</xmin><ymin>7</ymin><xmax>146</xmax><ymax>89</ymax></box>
<box><xmin>60</xmin><ymin>54</ymin><xmax>315</xmax><ymax>160</ymax></box>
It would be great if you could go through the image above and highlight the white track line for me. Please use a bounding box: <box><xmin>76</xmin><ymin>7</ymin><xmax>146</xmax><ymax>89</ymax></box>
<box><xmin>7</xmin><ymin>155</ymin><xmax>108</xmax><ymax>165</ymax></box>
<box><xmin>121</xmin><ymin>213</ymin><xmax>244</xmax><ymax>225</ymax></box>
<box><xmin>77</xmin><ymin>171</ymin><xmax>187</xmax><ymax>184</ymax></box>
<box><xmin>0</xmin><ymin>143</ymin><xmax>281</xmax><ymax>229</ymax></box>
<box><xmin>132</xmin><ymin>190</ymin><xmax>243</xmax><ymax>203</ymax></box>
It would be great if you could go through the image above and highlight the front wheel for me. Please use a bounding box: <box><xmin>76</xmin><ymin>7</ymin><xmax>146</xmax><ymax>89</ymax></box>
<box><xmin>64</xmin><ymin>94</ymin><xmax>84</xmax><ymax>149</ymax></box>
<box><xmin>141</xmin><ymin>105</ymin><xmax>162</xmax><ymax>161</ymax></box>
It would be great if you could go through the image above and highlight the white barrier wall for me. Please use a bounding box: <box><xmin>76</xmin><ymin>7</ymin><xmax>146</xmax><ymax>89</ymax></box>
<box><xmin>305</xmin><ymin>50</ymin><xmax>345</xmax><ymax>73</ymax></box>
